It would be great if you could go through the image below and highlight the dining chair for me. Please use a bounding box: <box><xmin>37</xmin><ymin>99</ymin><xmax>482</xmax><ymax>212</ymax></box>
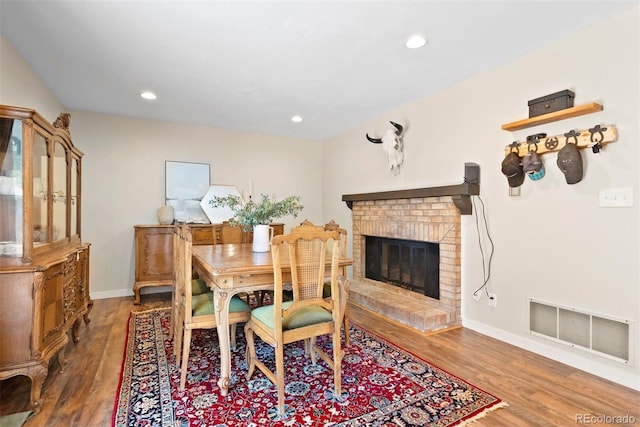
<box><xmin>285</xmin><ymin>220</ymin><xmax>350</xmax><ymax>345</ymax></box>
<box><xmin>212</xmin><ymin>220</ymin><xmax>246</xmax><ymax>244</ymax></box>
<box><xmin>244</xmin><ymin>220</ymin><xmax>345</xmax><ymax>416</ymax></box>
<box><xmin>212</xmin><ymin>220</ymin><xmax>261</xmax><ymax>305</ymax></box>
<box><xmin>323</xmin><ymin>220</ymin><xmax>350</xmax><ymax>346</ymax></box>
<box><xmin>170</xmin><ymin>225</ymin><xmax>214</xmax><ymax>341</ymax></box>
<box><xmin>169</xmin><ymin>225</ymin><xmax>181</xmax><ymax>340</ymax></box>
<box><xmin>174</xmin><ymin>225</ymin><xmax>251</xmax><ymax>390</ymax></box>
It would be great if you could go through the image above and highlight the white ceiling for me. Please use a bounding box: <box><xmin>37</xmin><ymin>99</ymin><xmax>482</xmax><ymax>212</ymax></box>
<box><xmin>1</xmin><ymin>1</ymin><xmax>636</xmax><ymax>140</ymax></box>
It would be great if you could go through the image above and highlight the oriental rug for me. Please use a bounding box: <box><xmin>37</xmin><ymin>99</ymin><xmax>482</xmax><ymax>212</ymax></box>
<box><xmin>113</xmin><ymin>308</ymin><xmax>506</xmax><ymax>426</ymax></box>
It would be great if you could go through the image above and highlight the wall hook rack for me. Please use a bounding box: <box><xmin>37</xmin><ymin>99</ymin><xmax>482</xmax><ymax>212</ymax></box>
<box><xmin>504</xmin><ymin>124</ymin><xmax>617</xmax><ymax>157</ymax></box>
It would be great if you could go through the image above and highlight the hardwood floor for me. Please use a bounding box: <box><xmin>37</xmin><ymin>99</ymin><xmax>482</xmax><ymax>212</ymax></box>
<box><xmin>1</xmin><ymin>293</ymin><xmax>638</xmax><ymax>426</ymax></box>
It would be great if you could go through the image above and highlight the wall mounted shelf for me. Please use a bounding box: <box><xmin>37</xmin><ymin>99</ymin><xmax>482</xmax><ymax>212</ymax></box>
<box><xmin>501</xmin><ymin>102</ymin><xmax>603</xmax><ymax>131</ymax></box>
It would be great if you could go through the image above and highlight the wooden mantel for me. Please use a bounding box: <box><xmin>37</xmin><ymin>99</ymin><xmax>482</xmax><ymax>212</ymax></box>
<box><xmin>342</xmin><ymin>182</ymin><xmax>480</xmax><ymax>215</ymax></box>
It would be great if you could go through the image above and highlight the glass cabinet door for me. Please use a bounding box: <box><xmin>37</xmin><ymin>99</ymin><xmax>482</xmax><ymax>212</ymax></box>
<box><xmin>71</xmin><ymin>157</ymin><xmax>78</xmax><ymax>238</ymax></box>
<box><xmin>32</xmin><ymin>131</ymin><xmax>48</xmax><ymax>247</ymax></box>
<box><xmin>51</xmin><ymin>141</ymin><xmax>67</xmax><ymax>243</ymax></box>
<box><xmin>0</xmin><ymin>118</ymin><xmax>23</xmax><ymax>257</ymax></box>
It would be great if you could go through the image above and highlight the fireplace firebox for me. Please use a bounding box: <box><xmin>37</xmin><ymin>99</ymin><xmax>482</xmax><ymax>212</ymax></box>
<box><xmin>365</xmin><ymin>236</ymin><xmax>439</xmax><ymax>299</ymax></box>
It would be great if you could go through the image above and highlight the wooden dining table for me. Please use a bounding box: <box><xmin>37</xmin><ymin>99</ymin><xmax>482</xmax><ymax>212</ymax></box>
<box><xmin>191</xmin><ymin>242</ymin><xmax>353</xmax><ymax>396</ymax></box>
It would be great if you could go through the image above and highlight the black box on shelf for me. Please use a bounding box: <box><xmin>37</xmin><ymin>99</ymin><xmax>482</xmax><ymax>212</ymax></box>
<box><xmin>527</xmin><ymin>89</ymin><xmax>575</xmax><ymax>118</ymax></box>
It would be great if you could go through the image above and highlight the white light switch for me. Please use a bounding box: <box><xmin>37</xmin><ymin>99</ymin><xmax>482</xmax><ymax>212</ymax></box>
<box><xmin>599</xmin><ymin>187</ymin><xmax>633</xmax><ymax>207</ymax></box>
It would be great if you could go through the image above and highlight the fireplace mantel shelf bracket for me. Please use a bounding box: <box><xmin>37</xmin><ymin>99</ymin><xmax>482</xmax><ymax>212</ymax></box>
<box><xmin>342</xmin><ymin>182</ymin><xmax>480</xmax><ymax>215</ymax></box>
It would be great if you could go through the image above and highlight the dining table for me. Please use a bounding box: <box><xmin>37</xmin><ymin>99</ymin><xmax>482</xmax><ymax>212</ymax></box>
<box><xmin>191</xmin><ymin>242</ymin><xmax>354</xmax><ymax>396</ymax></box>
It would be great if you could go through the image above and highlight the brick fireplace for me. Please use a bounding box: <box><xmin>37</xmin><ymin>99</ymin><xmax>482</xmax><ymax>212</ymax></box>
<box><xmin>342</xmin><ymin>183</ymin><xmax>479</xmax><ymax>333</ymax></box>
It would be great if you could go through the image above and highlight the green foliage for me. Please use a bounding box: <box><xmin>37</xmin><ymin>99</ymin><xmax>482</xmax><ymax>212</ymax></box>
<box><xmin>209</xmin><ymin>193</ymin><xmax>303</xmax><ymax>231</ymax></box>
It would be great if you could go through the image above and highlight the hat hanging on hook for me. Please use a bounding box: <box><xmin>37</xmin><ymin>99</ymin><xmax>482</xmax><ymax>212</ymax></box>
<box><xmin>523</xmin><ymin>133</ymin><xmax>545</xmax><ymax>181</ymax></box>
<box><xmin>501</xmin><ymin>142</ymin><xmax>524</xmax><ymax>188</ymax></box>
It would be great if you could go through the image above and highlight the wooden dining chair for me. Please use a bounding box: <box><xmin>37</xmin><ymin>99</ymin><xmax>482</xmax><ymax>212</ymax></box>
<box><xmin>323</xmin><ymin>220</ymin><xmax>350</xmax><ymax>346</ymax></box>
<box><xmin>170</xmin><ymin>225</ymin><xmax>181</xmax><ymax>340</ymax></box>
<box><xmin>244</xmin><ymin>220</ymin><xmax>344</xmax><ymax>416</ymax></box>
<box><xmin>212</xmin><ymin>220</ymin><xmax>261</xmax><ymax>304</ymax></box>
<box><xmin>212</xmin><ymin>220</ymin><xmax>246</xmax><ymax>244</ymax></box>
<box><xmin>173</xmin><ymin>225</ymin><xmax>251</xmax><ymax>390</ymax></box>
<box><xmin>170</xmin><ymin>225</ymin><xmax>214</xmax><ymax>340</ymax></box>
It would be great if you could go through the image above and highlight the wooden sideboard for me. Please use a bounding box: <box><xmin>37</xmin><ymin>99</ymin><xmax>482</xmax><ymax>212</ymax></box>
<box><xmin>133</xmin><ymin>223</ymin><xmax>284</xmax><ymax>303</ymax></box>
<box><xmin>0</xmin><ymin>245</ymin><xmax>91</xmax><ymax>412</ymax></box>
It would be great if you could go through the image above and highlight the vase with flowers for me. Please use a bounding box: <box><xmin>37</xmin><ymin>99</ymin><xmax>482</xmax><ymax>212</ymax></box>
<box><xmin>209</xmin><ymin>193</ymin><xmax>303</xmax><ymax>252</ymax></box>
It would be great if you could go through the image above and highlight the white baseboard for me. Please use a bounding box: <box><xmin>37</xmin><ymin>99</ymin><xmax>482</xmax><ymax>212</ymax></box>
<box><xmin>91</xmin><ymin>286</ymin><xmax>171</xmax><ymax>301</ymax></box>
<box><xmin>462</xmin><ymin>318</ymin><xmax>640</xmax><ymax>391</ymax></box>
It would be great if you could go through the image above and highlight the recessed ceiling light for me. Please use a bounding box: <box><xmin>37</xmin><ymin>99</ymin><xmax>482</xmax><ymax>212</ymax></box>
<box><xmin>140</xmin><ymin>91</ymin><xmax>157</xmax><ymax>100</ymax></box>
<box><xmin>291</xmin><ymin>115</ymin><xmax>303</xmax><ymax>123</ymax></box>
<box><xmin>405</xmin><ymin>34</ymin><xmax>427</xmax><ymax>49</ymax></box>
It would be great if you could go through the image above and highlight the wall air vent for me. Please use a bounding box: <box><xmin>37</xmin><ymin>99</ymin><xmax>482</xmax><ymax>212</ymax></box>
<box><xmin>529</xmin><ymin>299</ymin><xmax>634</xmax><ymax>365</ymax></box>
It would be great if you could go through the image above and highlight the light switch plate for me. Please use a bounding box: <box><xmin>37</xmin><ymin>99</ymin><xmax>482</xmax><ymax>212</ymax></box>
<box><xmin>599</xmin><ymin>187</ymin><xmax>633</xmax><ymax>207</ymax></box>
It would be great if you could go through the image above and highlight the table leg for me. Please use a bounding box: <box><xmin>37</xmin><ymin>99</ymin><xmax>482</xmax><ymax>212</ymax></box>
<box><xmin>214</xmin><ymin>290</ymin><xmax>231</xmax><ymax>396</ymax></box>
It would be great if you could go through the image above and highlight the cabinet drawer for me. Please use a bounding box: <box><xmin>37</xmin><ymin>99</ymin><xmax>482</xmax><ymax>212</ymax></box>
<box><xmin>191</xmin><ymin>225</ymin><xmax>214</xmax><ymax>245</ymax></box>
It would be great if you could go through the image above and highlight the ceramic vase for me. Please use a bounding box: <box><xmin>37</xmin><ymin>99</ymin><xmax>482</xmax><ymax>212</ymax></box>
<box><xmin>157</xmin><ymin>205</ymin><xmax>175</xmax><ymax>225</ymax></box>
<box><xmin>252</xmin><ymin>224</ymin><xmax>274</xmax><ymax>252</ymax></box>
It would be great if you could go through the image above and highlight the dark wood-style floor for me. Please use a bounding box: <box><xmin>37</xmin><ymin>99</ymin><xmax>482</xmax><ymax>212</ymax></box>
<box><xmin>1</xmin><ymin>292</ymin><xmax>638</xmax><ymax>426</ymax></box>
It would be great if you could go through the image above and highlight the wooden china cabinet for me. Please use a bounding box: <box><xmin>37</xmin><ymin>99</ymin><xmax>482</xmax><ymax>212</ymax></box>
<box><xmin>0</xmin><ymin>105</ymin><xmax>91</xmax><ymax>412</ymax></box>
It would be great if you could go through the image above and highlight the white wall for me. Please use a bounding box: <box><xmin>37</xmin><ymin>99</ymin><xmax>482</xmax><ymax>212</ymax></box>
<box><xmin>0</xmin><ymin>36</ymin><xmax>64</xmax><ymax>122</ymax></box>
<box><xmin>323</xmin><ymin>7</ymin><xmax>639</xmax><ymax>390</ymax></box>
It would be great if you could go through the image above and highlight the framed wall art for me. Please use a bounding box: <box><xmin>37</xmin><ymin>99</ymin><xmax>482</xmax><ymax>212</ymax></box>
<box><xmin>165</xmin><ymin>161</ymin><xmax>210</xmax><ymax>223</ymax></box>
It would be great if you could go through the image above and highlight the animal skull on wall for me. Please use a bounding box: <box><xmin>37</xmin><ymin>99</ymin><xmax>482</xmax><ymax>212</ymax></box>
<box><xmin>366</xmin><ymin>121</ymin><xmax>405</xmax><ymax>175</ymax></box>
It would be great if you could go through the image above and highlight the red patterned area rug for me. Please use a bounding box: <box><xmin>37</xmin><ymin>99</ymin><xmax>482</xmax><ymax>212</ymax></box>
<box><xmin>113</xmin><ymin>308</ymin><xmax>506</xmax><ymax>426</ymax></box>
